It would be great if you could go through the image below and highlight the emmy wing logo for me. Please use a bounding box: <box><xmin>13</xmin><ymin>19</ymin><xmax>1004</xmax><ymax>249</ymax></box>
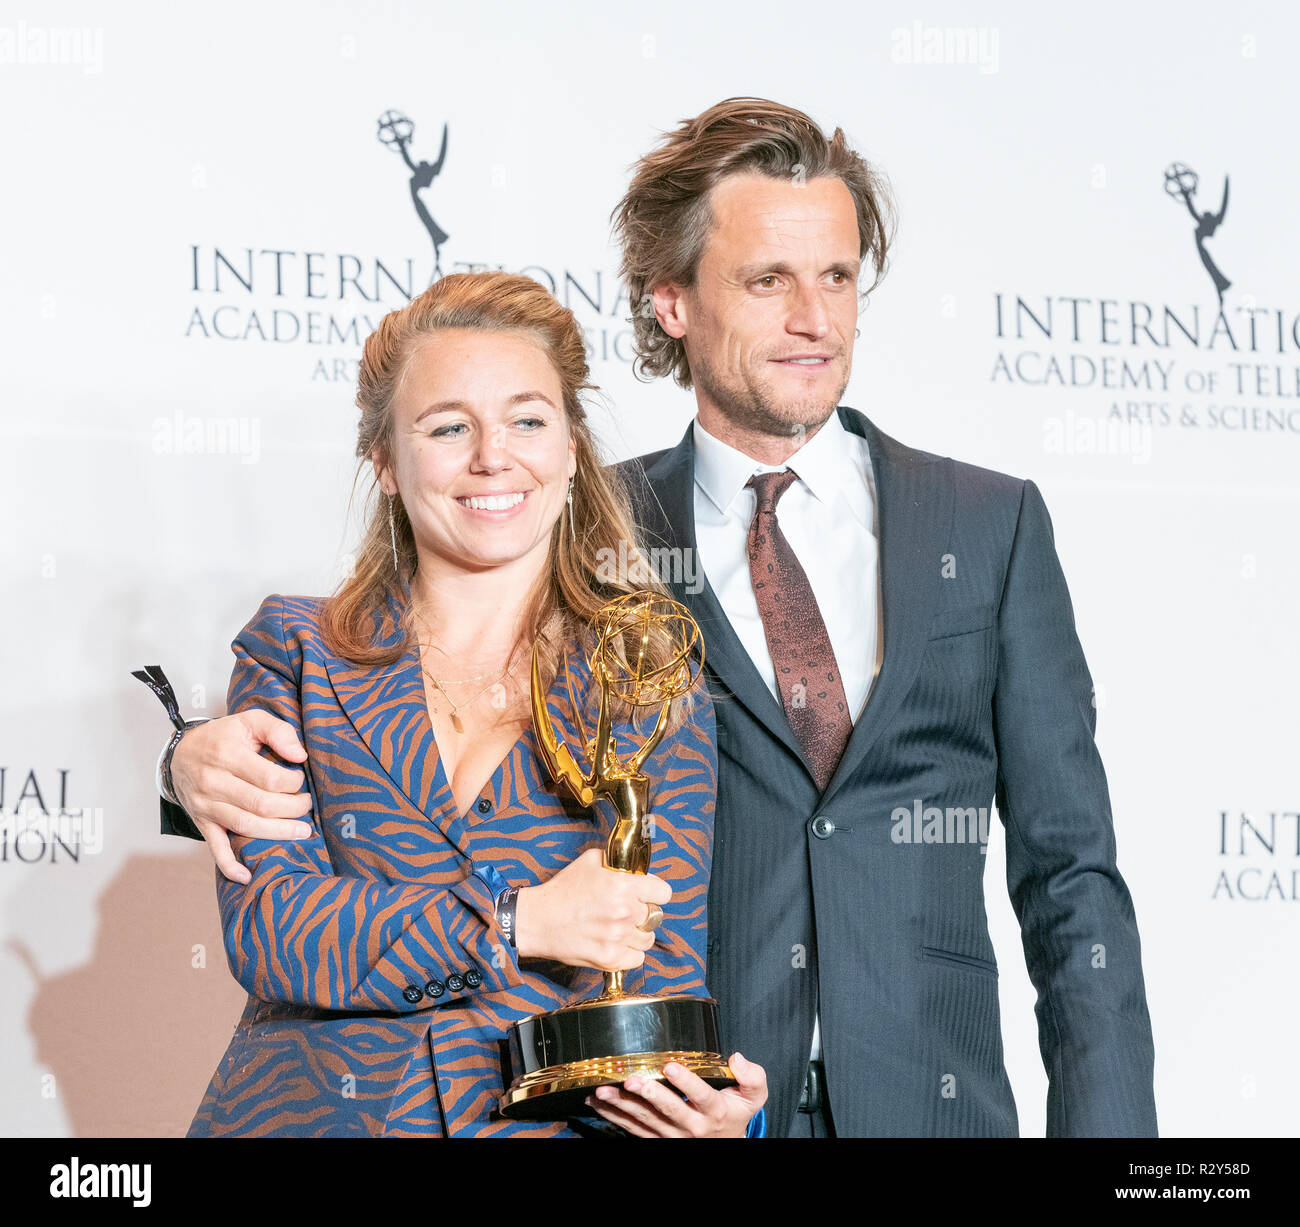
<box><xmin>183</xmin><ymin>106</ymin><xmax>639</xmax><ymax>382</ymax></box>
<box><xmin>1163</xmin><ymin>162</ymin><xmax>1231</xmax><ymax>306</ymax></box>
<box><xmin>377</xmin><ymin>109</ymin><xmax>449</xmax><ymax>283</ymax></box>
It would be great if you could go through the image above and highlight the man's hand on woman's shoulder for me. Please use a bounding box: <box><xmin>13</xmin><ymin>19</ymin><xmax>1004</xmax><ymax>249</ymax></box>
<box><xmin>171</xmin><ymin>711</ymin><xmax>313</xmax><ymax>884</ymax></box>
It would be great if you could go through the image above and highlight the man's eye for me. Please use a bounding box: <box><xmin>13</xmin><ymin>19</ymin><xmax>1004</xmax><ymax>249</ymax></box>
<box><xmin>757</xmin><ymin>275</ymin><xmax>778</xmax><ymax>289</ymax></box>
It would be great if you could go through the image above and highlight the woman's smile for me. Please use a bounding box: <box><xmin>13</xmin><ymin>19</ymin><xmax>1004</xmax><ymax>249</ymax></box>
<box><xmin>454</xmin><ymin>489</ymin><xmax>532</xmax><ymax>517</ymax></box>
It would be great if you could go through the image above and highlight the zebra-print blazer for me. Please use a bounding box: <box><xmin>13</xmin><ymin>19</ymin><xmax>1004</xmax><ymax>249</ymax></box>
<box><xmin>187</xmin><ymin>584</ymin><xmax>717</xmax><ymax>1137</ymax></box>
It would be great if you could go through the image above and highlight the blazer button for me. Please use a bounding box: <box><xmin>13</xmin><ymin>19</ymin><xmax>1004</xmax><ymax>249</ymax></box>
<box><xmin>402</xmin><ymin>985</ymin><xmax>423</xmax><ymax>1004</ymax></box>
<box><xmin>811</xmin><ymin>815</ymin><xmax>836</xmax><ymax>839</ymax></box>
<box><xmin>464</xmin><ymin>968</ymin><xmax>482</xmax><ymax>988</ymax></box>
<box><xmin>476</xmin><ymin>798</ymin><xmax>492</xmax><ymax>814</ymax></box>
<box><xmin>424</xmin><ymin>979</ymin><xmax>445</xmax><ymax>999</ymax></box>
<box><xmin>446</xmin><ymin>973</ymin><xmax>466</xmax><ymax>992</ymax></box>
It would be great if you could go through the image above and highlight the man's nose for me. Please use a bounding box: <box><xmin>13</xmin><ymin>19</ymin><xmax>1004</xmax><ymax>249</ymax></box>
<box><xmin>786</xmin><ymin>281</ymin><xmax>832</xmax><ymax>338</ymax></box>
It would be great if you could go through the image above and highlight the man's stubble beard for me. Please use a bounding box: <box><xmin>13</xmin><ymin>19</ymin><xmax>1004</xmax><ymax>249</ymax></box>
<box><xmin>689</xmin><ymin>345</ymin><xmax>850</xmax><ymax>443</ymax></box>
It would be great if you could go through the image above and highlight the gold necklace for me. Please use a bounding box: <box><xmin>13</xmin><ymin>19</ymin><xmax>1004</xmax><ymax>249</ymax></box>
<box><xmin>421</xmin><ymin>647</ymin><xmax>520</xmax><ymax>734</ymax></box>
<box><xmin>412</xmin><ymin>607</ymin><xmax>522</xmax><ymax>733</ymax></box>
<box><xmin>415</xmin><ymin>657</ymin><xmax>501</xmax><ymax>685</ymax></box>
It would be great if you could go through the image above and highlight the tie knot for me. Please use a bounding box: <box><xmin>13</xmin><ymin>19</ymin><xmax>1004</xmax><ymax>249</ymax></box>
<box><xmin>747</xmin><ymin>468</ymin><xmax>799</xmax><ymax>515</ymax></box>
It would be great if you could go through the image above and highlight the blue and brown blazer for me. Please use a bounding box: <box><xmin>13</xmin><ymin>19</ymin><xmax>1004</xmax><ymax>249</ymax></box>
<box><xmin>187</xmin><ymin>585</ymin><xmax>717</xmax><ymax>1137</ymax></box>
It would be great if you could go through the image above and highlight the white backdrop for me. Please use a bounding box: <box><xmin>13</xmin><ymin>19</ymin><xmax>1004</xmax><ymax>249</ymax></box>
<box><xmin>2</xmin><ymin>0</ymin><xmax>1296</xmax><ymax>1137</ymax></box>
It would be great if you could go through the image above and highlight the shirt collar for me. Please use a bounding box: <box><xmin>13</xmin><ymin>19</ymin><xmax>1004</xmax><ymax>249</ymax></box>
<box><xmin>692</xmin><ymin>411</ymin><xmax>869</xmax><ymax>522</ymax></box>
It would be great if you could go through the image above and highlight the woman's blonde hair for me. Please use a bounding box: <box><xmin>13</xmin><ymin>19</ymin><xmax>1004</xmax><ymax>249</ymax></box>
<box><xmin>321</xmin><ymin>270</ymin><xmax>693</xmax><ymax>720</ymax></box>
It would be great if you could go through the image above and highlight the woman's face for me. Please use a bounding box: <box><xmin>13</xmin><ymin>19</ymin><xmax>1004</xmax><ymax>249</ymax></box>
<box><xmin>374</xmin><ymin>327</ymin><xmax>577</xmax><ymax>578</ymax></box>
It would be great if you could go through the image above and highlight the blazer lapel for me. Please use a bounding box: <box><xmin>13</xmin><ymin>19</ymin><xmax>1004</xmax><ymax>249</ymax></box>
<box><xmin>322</xmin><ymin>581</ymin><xmax>464</xmax><ymax>848</ymax></box>
<box><xmin>635</xmin><ymin>426</ymin><xmax>812</xmax><ymax>773</ymax></box>
<box><xmin>817</xmin><ymin>409</ymin><xmax>953</xmax><ymax>806</ymax></box>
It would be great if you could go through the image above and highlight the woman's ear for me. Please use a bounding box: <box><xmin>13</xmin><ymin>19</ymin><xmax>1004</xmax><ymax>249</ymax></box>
<box><xmin>567</xmin><ymin>435</ymin><xmax>577</xmax><ymax>481</ymax></box>
<box><xmin>371</xmin><ymin>447</ymin><xmax>396</xmax><ymax>496</ymax></box>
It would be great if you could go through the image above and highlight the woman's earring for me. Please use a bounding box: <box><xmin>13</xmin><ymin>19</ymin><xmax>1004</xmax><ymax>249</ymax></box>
<box><xmin>567</xmin><ymin>476</ymin><xmax>576</xmax><ymax>544</ymax></box>
<box><xmin>387</xmin><ymin>494</ymin><xmax>399</xmax><ymax>573</ymax></box>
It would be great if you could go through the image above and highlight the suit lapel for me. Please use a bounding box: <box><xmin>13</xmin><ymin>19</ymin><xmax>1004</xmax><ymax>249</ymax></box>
<box><xmin>636</xmin><ymin>409</ymin><xmax>952</xmax><ymax>807</ymax></box>
<box><xmin>322</xmin><ymin>581</ymin><xmax>465</xmax><ymax>849</ymax></box>
<box><xmin>637</xmin><ymin>427</ymin><xmax>812</xmax><ymax>773</ymax></box>
<box><xmin>817</xmin><ymin>409</ymin><xmax>952</xmax><ymax>806</ymax></box>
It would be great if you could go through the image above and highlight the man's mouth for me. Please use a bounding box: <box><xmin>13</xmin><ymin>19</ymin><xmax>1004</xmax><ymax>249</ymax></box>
<box><xmin>773</xmin><ymin>355</ymin><xmax>833</xmax><ymax>366</ymax></box>
<box><xmin>455</xmin><ymin>491</ymin><xmax>529</xmax><ymax>512</ymax></box>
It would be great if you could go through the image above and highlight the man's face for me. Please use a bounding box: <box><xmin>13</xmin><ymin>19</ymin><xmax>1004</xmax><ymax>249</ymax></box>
<box><xmin>661</xmin><ymin>172</ymin><xmax>862</xmax><ymax>443</ymax></box>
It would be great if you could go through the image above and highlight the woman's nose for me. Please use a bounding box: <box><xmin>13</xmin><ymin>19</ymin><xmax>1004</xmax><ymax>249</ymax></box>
<box><xmin>472</xmin><ymin>423</ymin><xmax>512</xmax><ymax>470</ymax></box>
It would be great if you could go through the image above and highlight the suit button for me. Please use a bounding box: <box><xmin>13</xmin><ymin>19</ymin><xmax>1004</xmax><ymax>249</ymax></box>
<box><xmin>464</xmin><ymin>968</ymin><xmax>482</xmax><ymax>988</ymax></box>
<box><xmin>447</xmin><ymin>973</ymin><xmax>466</xmax><ymax>992</ymax></box>
<box><xmin>811</xmin><ymin>815</ymin><xmax>836</xmax><ymax>839</ymax></box>
<box><xmin>402</xmin><ymin>985</ymin><xmax>423</xmax><ymax>1004</ymax></box>
<box><xmin>476</xmin><ymin>798</ymin><xmax>492</xmax><ymax>814</ymax></box>
<box><xmin>424</xmin><ymin>979</ymin><xmax>445</xmax><ymax>999</ymax></box>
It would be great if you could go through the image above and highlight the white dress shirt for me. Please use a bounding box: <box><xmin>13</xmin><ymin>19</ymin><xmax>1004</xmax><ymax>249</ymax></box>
<box><xmin>692</xmin><ymin>411</ymin><xmax>884</xmax><ymax>1066</ymax></box>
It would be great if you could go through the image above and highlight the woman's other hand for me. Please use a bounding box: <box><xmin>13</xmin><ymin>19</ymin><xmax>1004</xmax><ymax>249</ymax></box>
<box><xmin>515</xmin><ymin>845</ymin><xmax>671</xmax><ymax>970</ymax></box>
<box><xmin>587</xmin><ymin>1053</ymin><xmax>769</xmax><ymax>1137</ymax></box>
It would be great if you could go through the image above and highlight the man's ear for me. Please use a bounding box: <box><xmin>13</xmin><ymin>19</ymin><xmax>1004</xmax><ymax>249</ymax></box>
<box><xmin>370</xmin><ymin>447</ymin><xmax>397</xmax><ymax>497</ymax></box>
<box><xmin>650</xmin><ymin>282</ymin><xmax>688</xmax><ymax>340</ymax></box>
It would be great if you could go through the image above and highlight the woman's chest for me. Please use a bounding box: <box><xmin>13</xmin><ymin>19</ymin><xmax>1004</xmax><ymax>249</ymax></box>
<box><xmin>420</xmin><ymin>681</ymin><xmax>531</xmax><ymax>821</ymax></box>
<box><xmin>303</xmin><ymin>704</ymin><xmax>606</xmax><ymax>889</ymax></box>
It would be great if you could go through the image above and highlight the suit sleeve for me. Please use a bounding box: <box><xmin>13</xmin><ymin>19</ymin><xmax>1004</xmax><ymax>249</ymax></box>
<box><xmin>628</xmin><ymin>682</ymin><xmax>717</xmax><ymax>1002</ymax></box>
<box><xmin>161</xmin><ymin>795</ymin><xmax>201</xmax><ymax>840</ymax></box>
<box><xmin>991</xmin><ymin>480</ymin><xmax>1157</xmax><ymax>1137</ymax></box>
<box><xmin>215</xmin><ymin>595</ymin><xmax>526</xmax><ymax>1013</ymax></box>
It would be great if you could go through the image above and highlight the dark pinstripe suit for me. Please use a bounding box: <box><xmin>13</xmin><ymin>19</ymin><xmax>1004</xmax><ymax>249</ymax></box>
<box><xmin>616</xmin><ymin>407</ymin><xmax>1158</xmax><ymax>1138</ymax></box>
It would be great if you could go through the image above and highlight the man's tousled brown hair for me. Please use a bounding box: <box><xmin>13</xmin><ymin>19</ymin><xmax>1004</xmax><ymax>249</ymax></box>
<box><xmin>611</xmin><ymin>96</ymin><xmax>896</xmax><ymax>389</ymax></box>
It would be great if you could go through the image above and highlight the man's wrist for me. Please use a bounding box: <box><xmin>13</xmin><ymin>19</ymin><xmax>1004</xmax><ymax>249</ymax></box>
<box><xmin>158</xmin><ymin>718</ymin><xmax>210</xmax><ymax>805</ymax></box>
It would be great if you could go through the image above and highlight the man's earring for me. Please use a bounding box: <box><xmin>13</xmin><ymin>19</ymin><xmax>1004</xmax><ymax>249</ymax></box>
<box><xmin>388</xmin><ymin>494</ymin><xmax>399</xmax><ymax>573</ymax></box>
<box><xmin>567</xmin><ymin>476</ymin><xmax>575</xmax><ymax>544</ymax></box>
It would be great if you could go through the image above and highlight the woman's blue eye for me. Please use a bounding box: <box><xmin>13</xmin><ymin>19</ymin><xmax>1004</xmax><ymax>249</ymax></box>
<box><xmin>428</xmin><ymin>416</ymin><xmax>546</xmax><ymax>438</ymax></box>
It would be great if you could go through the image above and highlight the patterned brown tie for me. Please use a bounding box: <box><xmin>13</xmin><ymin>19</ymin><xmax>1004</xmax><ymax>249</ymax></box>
<box><xmin>746</xmin><ymin>469</ymin><xmax>853</xmax><ymax>792</ymax></box>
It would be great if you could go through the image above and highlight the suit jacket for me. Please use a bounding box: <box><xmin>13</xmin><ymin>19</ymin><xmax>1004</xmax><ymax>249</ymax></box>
<box><xmin>184</xmin><ymin>585</ymin><xmax>717</xmax><ymax>1137</ymax></box>
<box><xmin>615</xmin><ymin>407</ymin><xmax>1158</xmax><ymax>1138</ymax></box>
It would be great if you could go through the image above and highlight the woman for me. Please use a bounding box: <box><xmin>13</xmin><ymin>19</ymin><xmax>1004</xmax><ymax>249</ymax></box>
<box><xmin>187</xmin><ymin>271</ymin><xmax>766</xmax><ymax>1138</ymax></box>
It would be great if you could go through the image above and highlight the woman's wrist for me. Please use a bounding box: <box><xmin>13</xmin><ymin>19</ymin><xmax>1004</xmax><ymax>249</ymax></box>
<box><xmin>494</xmin><ymin>886</ymin><xmax>520</xmax><ymax>950</ymax></box>
<box><xmin>513</xmin><ymin>884</ymin><xmax>542</xmax><ymax>959</ymax></box>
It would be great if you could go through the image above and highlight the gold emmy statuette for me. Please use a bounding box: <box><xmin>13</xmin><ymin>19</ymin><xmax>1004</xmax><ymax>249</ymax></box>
<box><xmin>498</xmin><ymin>592</ymin><xmax>736</xmax><ymax>1119</ymax></box>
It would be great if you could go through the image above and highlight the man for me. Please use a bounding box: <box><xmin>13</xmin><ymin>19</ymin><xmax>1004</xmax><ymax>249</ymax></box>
<box><xmin>156</xmin><ymin>97</ymin><xmax>1157</xmax><ymax>1137</ymax></box>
